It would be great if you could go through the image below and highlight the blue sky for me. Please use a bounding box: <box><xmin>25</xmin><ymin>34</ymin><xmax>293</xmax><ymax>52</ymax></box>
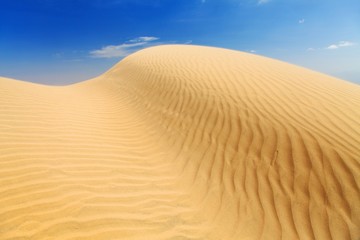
<box><xmin>0</xmin><ymin>0</ymin><xmax>359</xmax><ymax>85</ymax></box>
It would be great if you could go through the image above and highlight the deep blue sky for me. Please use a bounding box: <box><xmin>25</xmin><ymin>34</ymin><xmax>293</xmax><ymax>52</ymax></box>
<box><xmin>0</xmin><ymin>0</ymin><xmax>359</xmax><ymax>85</ymax></box>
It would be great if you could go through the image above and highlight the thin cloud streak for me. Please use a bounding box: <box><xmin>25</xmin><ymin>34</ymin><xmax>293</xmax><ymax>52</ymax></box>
<box><xmin>258</xmin><ymin>0</ymin><xmax>270</xmax><ymax>5</ymax></box>
<box><xmin>326</xmin><ymin>41</ymin><xmax>356</xmax><ymax>50</ymax></box>
<box><xmin>129</xmin><ymin>36</ymin><xmax>159</xmax><ymax>43</ymax></box>
<box><xmin>90</xmin><ymin>37</ymin><xmax>159</xmax><ymax>58</ymax></box>
<box><xmin>307</xmin><ymin>41</ymin><xmax>357</xmax><ymax>52</ymax></box>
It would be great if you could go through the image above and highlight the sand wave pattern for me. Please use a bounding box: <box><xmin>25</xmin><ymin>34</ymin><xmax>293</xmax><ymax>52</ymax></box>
<box><xmin>0</xmin><ymin>45</ymin><xmax>359</xmax><ymax>240</ymax></box>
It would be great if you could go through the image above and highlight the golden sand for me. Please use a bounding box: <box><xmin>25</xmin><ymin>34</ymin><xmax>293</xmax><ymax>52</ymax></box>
<box><xmin>0</xmin><ymin>45</ymin><xmax>359</xmax><ymax>239</ymax></box>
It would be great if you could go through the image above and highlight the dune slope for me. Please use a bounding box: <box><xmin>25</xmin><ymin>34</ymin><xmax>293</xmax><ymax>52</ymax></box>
<box><xmin>0</xmin><ymin>45</ymin><xmax>359</xmax><ymax>240</ymax></box>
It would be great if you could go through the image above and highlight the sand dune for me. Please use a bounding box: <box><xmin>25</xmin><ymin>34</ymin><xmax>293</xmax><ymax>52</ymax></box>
<box><xmin>0</xmin><ymin>45</ymin><xmax>359</xmax><ymax>240</ymax></box>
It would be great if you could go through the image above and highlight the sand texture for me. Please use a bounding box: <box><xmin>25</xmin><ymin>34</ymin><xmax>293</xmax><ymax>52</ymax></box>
<box><xmin>0</xmin><ymin>45</ymin><xmax>359</xmax><ymax>240</ymax></box>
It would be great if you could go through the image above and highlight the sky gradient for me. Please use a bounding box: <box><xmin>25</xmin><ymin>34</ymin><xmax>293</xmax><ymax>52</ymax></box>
<box><xmin>0</xmin><ymin>0</ymin><xmax>359</xmax><ymax>85</ymax></box>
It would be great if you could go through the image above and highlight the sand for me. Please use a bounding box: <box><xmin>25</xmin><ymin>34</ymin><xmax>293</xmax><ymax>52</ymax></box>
<box><xmin>0</xmin><ymin>45</ymin><xmax>359</xmax><ymax>240</ymax></box>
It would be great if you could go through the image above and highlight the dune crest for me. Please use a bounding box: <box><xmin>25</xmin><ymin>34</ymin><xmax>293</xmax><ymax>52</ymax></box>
<box><xmin>1</xmin><ymin>45</ymin><xmax>359</xmax><ymax>240</ymax></box>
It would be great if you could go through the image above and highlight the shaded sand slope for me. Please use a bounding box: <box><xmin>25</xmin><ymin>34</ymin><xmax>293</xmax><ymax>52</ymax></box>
<box><xmin>0</xmin><ymin>45</ymin><xmax>359</xmax><ymax>239</ymax></box>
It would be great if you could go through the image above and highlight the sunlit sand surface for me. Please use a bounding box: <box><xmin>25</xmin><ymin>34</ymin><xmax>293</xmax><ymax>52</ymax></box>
<box><xmin>0</xmin><ymin>45</ymin><xmax>359</xmax><ymax>239</ymax></box>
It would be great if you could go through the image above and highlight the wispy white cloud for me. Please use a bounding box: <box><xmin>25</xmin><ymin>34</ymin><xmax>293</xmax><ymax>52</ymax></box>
<box><xmin>326</xmin><ymin>41</ymin><xmax>356</xmax><ymax>50</ymax></box>
<box><xmin>307</xmin><ymin>41</ymin><xmax>356</xmax><ymax>52</ymax></box>
<box><xmin>299</xmin><ymin>19</ymin><xmax>305</xmax><ymax>24</ymax></box>
<box><xmin>53</xmin><ymin>52</ymin><xmax>64</xmax><ymax>58</ymax></box>
<box><xmin>327</xmin><ymin>44</ymin><xmax>338</xmax><ymax>50</ymax></box>
<box><xmin>90</xmin><ymin>36</ymin><xmax>159</xmax><ymax>58</ymax></box>
<box><xmin>90</xmin><ymin>42</ymin><xmax>145</xmax><ymax>58</ymax></box>
<box><xmin>258</xmin><ymin>0</ymin><xmax>270</xmax><ymax>5</ymax></box>
<box><xmin>250</xmin><ymin>50</ymin><xmax>256</xmax><ymax>53</ymax></box>
<box><xmin>129</xmin><ymin>36</ymin><xmax>159</xmax><ymax>43</ymax></box>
